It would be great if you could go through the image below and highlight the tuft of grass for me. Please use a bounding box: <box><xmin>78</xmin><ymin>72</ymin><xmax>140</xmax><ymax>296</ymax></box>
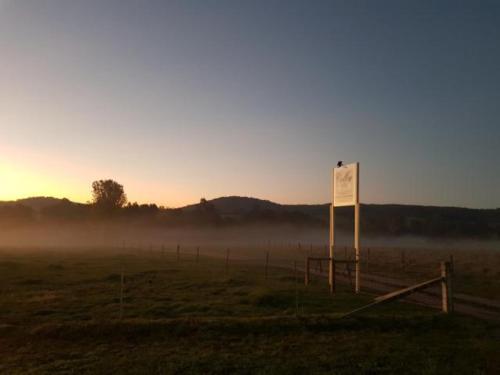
<box><xmin>47</xmin><ymin>264</ymin><xmax>64</xmax><ymax>271</ymax></box>
<box><xmin>17</xmin><ymin>279</ymin><xmax>44</xmax><ymax>285</ymax></box>
<box><xmin>250</xmin><ymin>289</ymin><xmax>292</xmax><ymax>308</ymax></box>
<box><xmin>103</xmin><ymin>273</ymin><xmax>121</xmax><ymax>282</ymax></box>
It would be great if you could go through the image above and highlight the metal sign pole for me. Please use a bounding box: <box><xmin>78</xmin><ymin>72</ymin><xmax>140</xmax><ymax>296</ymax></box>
<box><xmin>354</xmin><ymin>163</ymin><xmax>360</xmax><ymax>293</ymax></box>
<box><xmin>329</xmin><ymin>203</ymin><xmax>335</xmax><ymax>293</ymax></box>
<box><xmin>354</xmin><ymin>202</ymin><xmax>360</xmax><ymax>293</ymax></box>
<box><xmin>329</xmin><ymin>168</ymin><xmax>335</xmax><ymax>293</ymax></box>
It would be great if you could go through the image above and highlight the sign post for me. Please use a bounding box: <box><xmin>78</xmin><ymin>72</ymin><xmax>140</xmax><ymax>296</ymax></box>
<box><xmin>330</xmin><ymin>162</ymin><xmax>360</xmax><ymax>293</ymax></box>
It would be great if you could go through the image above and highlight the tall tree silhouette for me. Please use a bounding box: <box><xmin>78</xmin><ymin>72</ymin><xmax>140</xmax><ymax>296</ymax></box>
<box><xmin>91</xmin><ymin>179</ymin><xmax>127</xmax><ymax>213</ymax></box>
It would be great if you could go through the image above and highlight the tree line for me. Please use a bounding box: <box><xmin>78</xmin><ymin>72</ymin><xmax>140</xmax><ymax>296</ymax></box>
<box><xmin>1</xmin><ymin>179</ymin><xmax>499</xmax><ymax>238</ymax></box>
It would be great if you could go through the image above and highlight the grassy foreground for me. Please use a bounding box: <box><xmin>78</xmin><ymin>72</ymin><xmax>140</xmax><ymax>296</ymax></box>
<box><xmin>0</xmin><ymin>249</ymin><xmax>498</xmax><ymax>374</ymax></box>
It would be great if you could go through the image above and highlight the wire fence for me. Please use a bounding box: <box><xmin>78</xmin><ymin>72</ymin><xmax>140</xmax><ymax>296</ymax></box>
<box><xmin>1</xmin><ymin>243</ymin><xmax>499</xmax><ymax>322</ymax></box>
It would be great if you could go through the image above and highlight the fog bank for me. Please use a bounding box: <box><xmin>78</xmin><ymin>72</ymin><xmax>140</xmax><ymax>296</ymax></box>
<box><xmin>0</xmin><ymin>223</ymin><xmax>499</xmax><ymax>252</ymax></box>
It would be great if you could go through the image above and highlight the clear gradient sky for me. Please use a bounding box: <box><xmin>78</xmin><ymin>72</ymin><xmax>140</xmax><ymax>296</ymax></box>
<box><xmin>1</xmin><ymin>0</ymin><xmax>499</xmax><ymax>208</ymax></box>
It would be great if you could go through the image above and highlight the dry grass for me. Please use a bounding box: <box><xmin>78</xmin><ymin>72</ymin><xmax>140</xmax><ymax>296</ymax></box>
<box><xmin>0</xmin><ymin>247</ymin><xmax>498</xmax><ymax>374</ymax></box>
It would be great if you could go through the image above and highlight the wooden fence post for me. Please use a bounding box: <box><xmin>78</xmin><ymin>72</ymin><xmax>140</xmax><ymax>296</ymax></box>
<box><xmin>329</xmin><ymin>258</ymin><xmax>335</xmax><ymax>294</ymax></box>
<box><xmin>441</xmin><ymin>261</ymin><xmax>453</xmax><ymax>313</ymax></box>
<box><xmin>447</xmin><ymin>258</ymin><xmax>454</xmax><ymax>312</ymax></box>
<box><xmin>305</xmin><ymin>257</ymin><xmax>310</xmax><ymax>286</ymax></box>
<box><xmin>120</xmin><ymin>266</ymin><xmax>124</xmax><ymax>319</ymax></box>
<box><xmin>294</xmin><ymin>261</ymin><xmax>299</xmax><ymax>315</ymax></box>
<box><xmin>265</xmin><ymin>251</ymin><xmax>269</xmax><ymax>280</ymax></box>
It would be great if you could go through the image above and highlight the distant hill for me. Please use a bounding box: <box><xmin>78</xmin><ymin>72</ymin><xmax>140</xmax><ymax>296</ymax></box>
<box><xmin>182</xmin><ymin>196</ymin><xmax>282</xmax><ymax>215</ymax></box>
<box><xmin>0</xmin><ymin>197</ymin><xmax>65</xmax><ymax>211</ymax></box>
<box><xmin>1</xmin><ymin>195</ymin><xmax>499</xmax><ymax>237</ymax></box>
<box><xmin>181</xmin><ymin>197</ymin><xmax>500</xmax><ymax>237</ymax></box>
<box><xmin>181</xmin><ymin>196</ymin><xmax>335</xmax><ymax>221</ymax></box>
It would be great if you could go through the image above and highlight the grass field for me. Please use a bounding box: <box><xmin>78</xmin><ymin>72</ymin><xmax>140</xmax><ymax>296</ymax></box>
<box><xmin>0</xmin><ymin>248</ymin><xmax>499</xmax><ymax>374</ymax></box>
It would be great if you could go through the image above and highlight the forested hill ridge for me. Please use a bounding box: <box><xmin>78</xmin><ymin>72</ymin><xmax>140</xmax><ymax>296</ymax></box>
<box><xmin>1</xmin><ymin>196</ymin><xmax>499</xmax><ymax>238</ymax></box>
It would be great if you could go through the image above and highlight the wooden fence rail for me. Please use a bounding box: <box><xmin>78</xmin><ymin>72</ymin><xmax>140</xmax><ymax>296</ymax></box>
<box><xmin>341</xmin><ymin>261</ymin><xmax>454</xmax><ymax>318</ymax></box>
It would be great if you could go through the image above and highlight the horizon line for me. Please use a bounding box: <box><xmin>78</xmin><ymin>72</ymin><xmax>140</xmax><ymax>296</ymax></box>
<box><xmin>2</xmin><ymin>194</ymin><xmax>498</xmax><ymax>211</ymax></box>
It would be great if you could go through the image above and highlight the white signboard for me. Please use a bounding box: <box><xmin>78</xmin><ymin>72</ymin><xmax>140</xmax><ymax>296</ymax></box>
<box><xmin>333</xmin><ymin>163</ymin><xmax>358</xmax><ymax>207</ymax></box>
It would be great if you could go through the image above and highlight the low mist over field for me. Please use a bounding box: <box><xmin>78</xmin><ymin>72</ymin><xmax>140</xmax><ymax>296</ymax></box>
<box><xmin>1</xmin><ymin>220</ymin><xmax>499</xmax><ymax>252</ymax></box>
<box><xmin>1</xmin><ymin>195</ymin><xmax>499</xmax><ymax>250</ymax></box>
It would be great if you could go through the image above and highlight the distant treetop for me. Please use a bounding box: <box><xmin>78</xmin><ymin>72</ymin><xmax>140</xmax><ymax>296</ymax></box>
<box><xmin>91</xmin><ymin>179</ymin><xmax>127</xmax><ymax>213</ymax></box>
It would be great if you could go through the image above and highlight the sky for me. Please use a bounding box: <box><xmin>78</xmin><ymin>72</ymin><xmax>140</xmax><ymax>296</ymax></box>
<box><xmin>1</xmin><ymin>0</ymin><xmax>499</xmax><ymax>208</ymax></box>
